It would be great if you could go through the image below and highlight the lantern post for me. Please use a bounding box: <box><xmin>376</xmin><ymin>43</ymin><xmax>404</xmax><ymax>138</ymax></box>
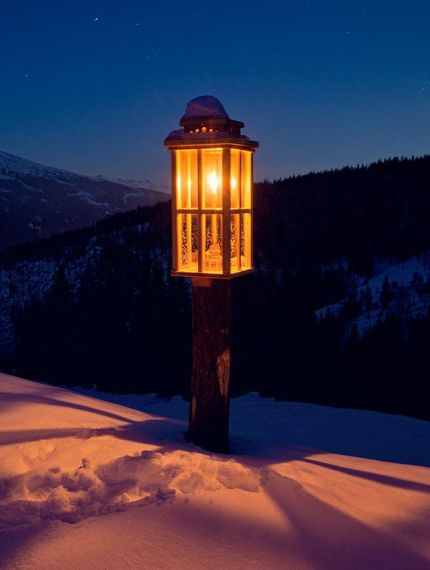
<box><xmin>164</xmin><ymin>96</ymin><xmax>259</xmax><ymax>452</ymax></box>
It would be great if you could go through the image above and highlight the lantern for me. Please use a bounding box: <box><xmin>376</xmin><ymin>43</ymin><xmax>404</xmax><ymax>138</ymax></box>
<box><xmin>164</xmin><ymin>96</ymin><xmax>259</xmax><ymax>282</ymax></box>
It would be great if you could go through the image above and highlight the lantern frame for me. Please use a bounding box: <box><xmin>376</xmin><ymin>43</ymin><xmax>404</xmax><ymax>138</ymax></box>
<box><xmin>164</xmin><ymin>98</ymin><xmax>258</xmax><ymax>281</ymax></box>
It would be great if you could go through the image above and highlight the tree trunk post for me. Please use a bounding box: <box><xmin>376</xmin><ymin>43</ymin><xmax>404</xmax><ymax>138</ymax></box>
<box><xmin>189</xmin><ymin>278</ymin><xmax>232</xmax><ymax>452</ymax></box>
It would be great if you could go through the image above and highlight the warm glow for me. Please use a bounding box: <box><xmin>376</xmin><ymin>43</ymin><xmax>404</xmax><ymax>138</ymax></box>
<box><xmin>172</xmin><ymin>147</ymin><xmax>254</xmax><ymax>276</ymax></box>
<box><xmin>176</xmin><ymin>149</ymin><xmax>198</xmax><ymax>209</ymax></box>
<box><xmin>208</xmin><ymin>171</ymin><xmax>219</xmax><ymax>195</ymax></box>
<box><xmin>241</xmin><ymin>151</ymin><xmax>252</xmax><ymax>209</ymax></box>
<box><xmin>166</xmin><ymin>98</ymin><xmax>258</xmax><ymax>279</ymax></box>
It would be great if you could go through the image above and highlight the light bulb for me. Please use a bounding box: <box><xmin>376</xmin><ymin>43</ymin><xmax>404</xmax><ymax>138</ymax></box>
<box><xmin>231</xmin><ymin>177</ymin><xmax>237</xmax><ymax>190</ymax></box>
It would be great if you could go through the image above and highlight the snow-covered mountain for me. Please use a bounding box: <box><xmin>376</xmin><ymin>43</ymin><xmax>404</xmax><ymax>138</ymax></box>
<box><xmin>95</xmin><ymin>175</ymin><xmax>170</xmax><ymax>193</ymax></box>
<box><xmin>0</xmin><ymin>150</ymin><xmax>169</xmax><ymax>249</ymax></box>
<box><xmin>0</xmin><ymin>374</ymin><xmax>429</xmax><ymax>569</ymax></box>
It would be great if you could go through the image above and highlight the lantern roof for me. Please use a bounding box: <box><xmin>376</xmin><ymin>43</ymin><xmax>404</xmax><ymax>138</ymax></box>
<box><xmin>164</xmin><ymin>95</ymin><xmax>259</xmax><ymax>150</ymax></box>
<box><xmin>182</xmin><ymin>95</ymin><xmax>229</xmax><ymax>120</ymax></box>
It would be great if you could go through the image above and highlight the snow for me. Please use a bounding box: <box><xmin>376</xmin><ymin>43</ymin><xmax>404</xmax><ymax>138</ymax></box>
<box><xmin>0</xmin><ymin>256</ymin><xmax>85</xmax><ymax>354</ymax></box>
<box><xmin>74</xmin><ymin>190</ymin><xmax>111</xmax><ymax>208</ymax></box>
<box><xmin>0</xmin><ymin>151</ymin><xmax>170</xmax><ymax>202</ymax></box>
<box><xmin>0</xmin><ymin>149</ymin><xmax>170</xmax><ymax>250</ymax></box>
<box><xmin>0</xmin><ymin>150</ymin><xmax>88</xmax><ymax>182</ymax></box>
<box><xmin>316</xmin><ymin>251</ymin><xmax>430</xmax><ymax>335</ymax></box>
<box><xmin>182</xmin><ymin>95</ymin><xmax>229</xmax><ymax>119</ymax></box>
<box><xmin>95</xmin><ymin>176</ymin><xmax>170</xmax><ymax>195</ymax></box>
<box><xmin>74</xmin><ymin>388</ymin><xmax>430</xmax><ymax>467</ymax></box>
<box><xmin>0</xmin><ymin>374</ymin><xmax>429</xmax><ymax>569</ymax></box>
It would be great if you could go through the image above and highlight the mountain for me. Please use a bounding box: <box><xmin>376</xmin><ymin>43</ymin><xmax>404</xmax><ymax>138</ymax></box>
<box><xmin>0</xmin><ymin>374</ymin><xmax>429</xmax><ymax>569</ymax></box>
<box><xmin>95</xmin><ymin>175</ymin><xmax>170</xmax><ymax>193</ymax></box>
<box><xmin>0</xmin><ymin>150</ymin><xmax>169</xmax><ymax>249</ymax></box>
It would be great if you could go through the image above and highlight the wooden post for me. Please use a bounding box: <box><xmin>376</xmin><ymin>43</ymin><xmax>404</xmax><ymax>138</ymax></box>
<box><xmin>189</xmin><ymin>279</ymin><xmax>232</xmax><ymax>452</ymax></box>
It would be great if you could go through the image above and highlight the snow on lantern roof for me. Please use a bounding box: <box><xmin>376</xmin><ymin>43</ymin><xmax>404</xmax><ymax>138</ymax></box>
<box><xmin>179</xmin><ymin>95</ymin><xmax>242</xmax><ymax>131</ymax></box>
<box><xmin>164</xmin><ymin>95</ymin><xmax>259</xmax><ymax>150</ymax></box>
<box><xmin>182</xmin><ymin>95</ymin><xmax>229</xmax><ymax>120</ymax></box>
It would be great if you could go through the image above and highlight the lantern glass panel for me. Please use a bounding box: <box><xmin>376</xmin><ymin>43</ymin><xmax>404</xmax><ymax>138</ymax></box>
<box><xmin>202</xmin><ymin>149</ymin><xmax>223</xmax><ymax>209</ymax></box>
<box><xmin>202</xmin><ymin>213</ymin><xmax>223</xmax><ymax>273</ymax></box>
<box><xmin>240</xmin><ymin>151</ymin><xmax>252</xmax><ymax>209</ymax></box>
<box><xmin>177</xmin><ymin>213</ymin><xmax>198</xmax><ymax>272</ymax></box>
<box><xmin>176</xmin><ymin>150</ymin><xmax>198</xmax><ymax>209</ymax></box>
<box><xmin>240</xmin><ymin>213</ymin><xmax>252</xmax><ymax>270</ymax></box>
<box><xmin>230</xmin><ymin>149</ymin><xmax>241</xmax><ymax>209</ymax></box>
<box><xmin>230</xmin><ymin>213</ymin><xmax>241</xmax><ymax>273</ymax></box>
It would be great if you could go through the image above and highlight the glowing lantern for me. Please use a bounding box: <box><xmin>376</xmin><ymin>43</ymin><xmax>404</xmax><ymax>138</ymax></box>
<box><xmin>164</xmin><ymin>95</ymin><xmax>259</xmax><ymax>281</ymax></box>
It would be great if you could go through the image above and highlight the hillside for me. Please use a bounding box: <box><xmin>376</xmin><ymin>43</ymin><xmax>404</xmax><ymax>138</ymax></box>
<box><xmin>1</xmin><ymin>156</ymin><xmax>430</xmax><ymax>420</ymax></box>
<box><xmin>0</xmin><ymin>374</ymin><xmax>429</xmax><ymax>569</ymax></box>
<box><xmin>316</xmin><ymin>252</ymin><xmax>430</xmax><ymax>336</ymax></box>
<box><xmin>0</xmin><ymin>150</ymin><xmax>168</xmax><ymax>249</ymax></box>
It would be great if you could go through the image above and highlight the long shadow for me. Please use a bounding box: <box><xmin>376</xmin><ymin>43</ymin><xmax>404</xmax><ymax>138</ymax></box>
<box><xmin>0</xmin><ymin>523</ymin><xmax>48</xmax><ymax>569</ymax></box>
<box><xmin>301</xmin><ymin>457</ymin><xmax>430</xmax><ymax>493</ymax></box>
<box><xmin>262</xmin><ymin>469</ymin><xmax>430</xmax><ymax>569</ymax></box>
<box><xmin>229</xmin><ymin>398</ymin><xmax>430</xmax><ymax>467</ymax></box>
<box><xmin>2</xmin><ymin>386</ymin><xmax>428</xmax><ymax>500</ymax></box>
<box><xmin>1</xmin><ymin>405</ymin><xmax>429</xmax><ymax>568</ymax></box>
<box><xmin>2</xmin><ymin>466</ymin><xmax>429</xmax><ymax>569</ymax></box>
<box><xmin>0</xmin><ymin>390</ymin><xmax>143</xmax><ymax>424</ymax></box>
<box><xmin>2</xmin><ymin>371</ymin><xmax>430</xmax><ymax>569</ymax></box>
<box><xmin>132</xmin><ymin>464</ymin><xmax>430</xmax><ymax>569</ymax></box>
<box><xmin>0</xmin><ymin>417</ymin><xmax>187</xmax><ymax>449</ymax></box>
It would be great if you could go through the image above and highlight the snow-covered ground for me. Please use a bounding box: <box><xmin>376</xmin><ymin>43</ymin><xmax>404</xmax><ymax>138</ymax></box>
<box><xmin>0</xmin><ymin>374</ymin><xmax>429</xmax><ymax>569</ymax></box>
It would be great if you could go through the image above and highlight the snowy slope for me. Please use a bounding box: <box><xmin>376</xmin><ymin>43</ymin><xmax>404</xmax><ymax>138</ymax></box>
<box><xmin>96</xmin><ymin>175</ymin><xmax>170</xmax><ymax>193</ymax></box>
<box><xmin>316</xmin><ymin>252</ymin><xmax>430</xmax><ymax>335</ymax></box>
<box><xmin>0</xmin><ymin>374</ymin><xmax>429</xmax><ymax>569</ymax></box>
<box><xmin>0</xmin><ymin>150</ymin><xmax>169</xmax><ymax>249</ymax></box>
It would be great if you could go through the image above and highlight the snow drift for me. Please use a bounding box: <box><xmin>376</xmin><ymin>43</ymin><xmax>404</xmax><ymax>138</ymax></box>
<box><xmin>0</xmin><ymin>373</ymin><xmax>429</xmax><ymax>569</ymax></box>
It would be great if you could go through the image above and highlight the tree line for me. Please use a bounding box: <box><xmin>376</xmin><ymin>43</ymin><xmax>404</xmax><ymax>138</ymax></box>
<box><xmin>2</xmin><ymin>155</ymin><xmax>430</xmax><ymax>420</ymax></box>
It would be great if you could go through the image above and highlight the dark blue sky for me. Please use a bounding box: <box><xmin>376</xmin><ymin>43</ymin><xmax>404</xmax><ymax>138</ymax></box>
<box><xmin>1</xmin><ymin>1</ymin><xmax>429</xmax><ymax>186</ymax></box>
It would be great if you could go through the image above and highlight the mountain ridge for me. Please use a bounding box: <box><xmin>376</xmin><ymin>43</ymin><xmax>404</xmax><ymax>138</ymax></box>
<box><xmin>0</xmin><ymin>149</ymin><xmax>169</xmax><ymax>249</ymax></box>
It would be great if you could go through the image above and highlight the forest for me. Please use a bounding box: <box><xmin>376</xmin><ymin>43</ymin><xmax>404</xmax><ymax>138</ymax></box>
<box><xmin>1</xmin><ymin>155</ymin><xmax>430</xmax><ymax>420</ymax></box>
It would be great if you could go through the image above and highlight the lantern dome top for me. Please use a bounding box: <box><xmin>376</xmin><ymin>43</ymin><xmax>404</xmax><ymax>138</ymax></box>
<box><xmin>164</xmin><ymin>95</ymin><xmax>259</xmax><ymax>150</ymax></box>
<box><xmin>182</xmin><ymin>95</ymin><xmax>229</xmax><ymax>120</ymax></box>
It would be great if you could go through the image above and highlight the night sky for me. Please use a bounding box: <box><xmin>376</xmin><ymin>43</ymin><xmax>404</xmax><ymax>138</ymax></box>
<box><xmin>1</xmin><ymin>1</ymin><xmax>429</xmax><ymax>186</ymax></box>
